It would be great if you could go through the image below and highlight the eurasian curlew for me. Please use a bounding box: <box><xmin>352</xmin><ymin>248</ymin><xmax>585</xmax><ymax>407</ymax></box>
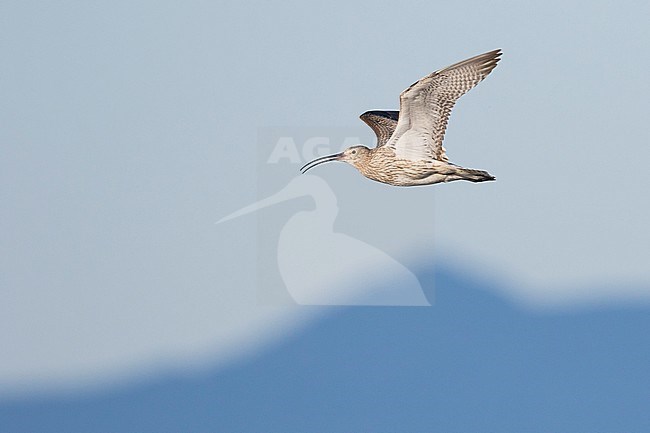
<box><xmin>301</xmin><ymin>49</ymin><xmax>502</xmax><ymax>186</ymax></box>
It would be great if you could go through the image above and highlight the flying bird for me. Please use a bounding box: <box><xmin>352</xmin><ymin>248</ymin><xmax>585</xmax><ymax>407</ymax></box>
<box><xmin>301</xmin><ymin>49</ymin><xmax>502</xmax><ymax>186</ymax></box>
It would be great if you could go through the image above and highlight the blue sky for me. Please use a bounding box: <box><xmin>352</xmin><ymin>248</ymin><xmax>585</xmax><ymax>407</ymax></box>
<box><xmin>1</xmin><ymin>0</ymin><xmax>649</xmax><ymax>429</ymax></box>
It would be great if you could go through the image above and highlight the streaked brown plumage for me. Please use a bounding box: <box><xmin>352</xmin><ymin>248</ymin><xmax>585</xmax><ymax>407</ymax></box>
<box><xmin>301</xmin><ymin>49</ymin><xmax>501</xmax><ymax>186</ymax></box>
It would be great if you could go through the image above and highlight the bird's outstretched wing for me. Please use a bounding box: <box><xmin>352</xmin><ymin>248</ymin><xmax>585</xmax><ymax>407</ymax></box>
<box><xmin>387</xmin><ymin>49</ymin><xmax>501</xmax><ymax>161</ymax></box>
<box><xmin>359</xmin><ymin>110</ymin><xmax>399</xmax><ymax>148</ymax></box>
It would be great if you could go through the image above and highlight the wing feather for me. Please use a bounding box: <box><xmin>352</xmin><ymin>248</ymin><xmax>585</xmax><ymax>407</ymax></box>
<box><xmin>387</xmin><ymin>49</ymin><xmax>502</xmax><ymax>161</ymax></box>
<box><xmin>359</xmin><ymin>110</ymin><xmax>399</xmax><ymax>148</ymax></box>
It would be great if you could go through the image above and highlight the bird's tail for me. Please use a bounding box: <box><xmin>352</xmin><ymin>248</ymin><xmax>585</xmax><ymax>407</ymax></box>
<box><xmin>460</xmin><ymin>168</ymin><xmax>496</xmax><ymax>183</ymax></box>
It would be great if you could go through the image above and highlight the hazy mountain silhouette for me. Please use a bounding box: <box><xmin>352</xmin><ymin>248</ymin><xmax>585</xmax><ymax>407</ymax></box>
<box><xmin>2</xmin><ymin>266</ymin><xmax>649</xmax><ymax>433</ymax></box>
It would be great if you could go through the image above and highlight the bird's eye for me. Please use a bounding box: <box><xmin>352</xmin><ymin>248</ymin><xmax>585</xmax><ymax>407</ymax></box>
<box><xmin>351</xmin><ymin>150</ymin><xmax>357</xmax><ymax>155</ymax></box>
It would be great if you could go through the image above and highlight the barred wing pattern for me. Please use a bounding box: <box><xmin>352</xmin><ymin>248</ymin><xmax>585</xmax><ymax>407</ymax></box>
<box><xmin>387</xmin><ymin>49</ymin><xmax>501</xmax><ymax>162</ymax></box>
<box><xmin>359</xmin><ymin>110</ymin><xmax>399</xmax><ymax>148</ymax></box>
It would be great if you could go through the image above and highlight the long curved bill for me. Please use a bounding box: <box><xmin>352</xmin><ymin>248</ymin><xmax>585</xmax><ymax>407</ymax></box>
<box><xmin>300</xmin><ymin>152</ymin><xmax>343</xmax><ymax>174</ymax></box>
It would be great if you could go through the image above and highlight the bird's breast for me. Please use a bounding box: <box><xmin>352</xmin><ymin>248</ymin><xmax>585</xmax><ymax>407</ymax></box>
<box><xmin>358</xmin><ymin>151</ymin><xmax>436</xmax><ymax>186</ymax></box>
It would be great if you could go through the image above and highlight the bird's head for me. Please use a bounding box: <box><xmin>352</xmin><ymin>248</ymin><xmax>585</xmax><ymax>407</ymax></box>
<box><xmin>300</xmin><ymin>145</ymin><xmax>371</xmax><ymax>174</ymax></box>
